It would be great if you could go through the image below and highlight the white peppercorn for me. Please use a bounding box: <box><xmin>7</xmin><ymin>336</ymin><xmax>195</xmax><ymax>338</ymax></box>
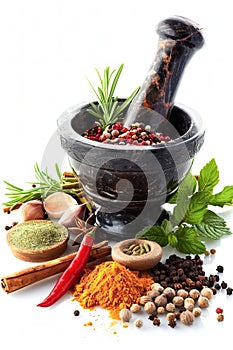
<box><xmin>157</xmin><ymin>306</ymin><xmax>166</xmax><ymax>314</ymax></box>
<box><xmin>130</xmin><ymin>303</ymin><xmax>141</xmax><ymax>313</ymax></box>
<box><xmin>163</xmin><ymin>287</ymin><xmax>176</xmax><ymax>301</ymax></box>
<box><xmin>119</xmin><ymin>308</ymin><xmax>132</xmax><ymax>322</ymax></box>
<box><xmin>165</xmin><ymin>303</ymin><xmax>176</xmax><ymax>313</ymax></box>
<box><xmin>139</xmin><ymin>295</ymin><xmax>152</xmax><ymax>305</ymax></box>
<box><xmin>197</xmin><ymin>296</ymin><xmax>209</xmax><ymax>308</ymax></box>
<box><xmin>180</xmin><ymin>310</ymin><xmax>195</xmax><ymax>325</ymax></box>
<box><xmin>144</xmin><ymin>301</ymin><xmax>156</xmax><ymax>314</ymax></box>
<box><xmin>177</xmin><ymin>289</ymin><xmax>189</xmax><ymax>299</ymax></box>
<box><xmin>172</xmin><ymin>296</ymin><xmax>184</xmax><ymax>308</ymax></box>
<box><xmin>151</xmin><ymin>283</ymin><xmax>164</xmax><ymax>293</ymax></box>
<box><xmin>189</xmin><ymin>289</ymin><xmax>200</xmax><ymax>300</ymax></box>
<box><xmin>154</xmin><ymin>294</ymin><xmax>167</xmax><ymax>307</ymax></box>
<box><xmin>166</xmin><ymin>312</ymin><xmax>175</xmax><ymax>322</ymax></box>
<box><xmin>184</xmin><ymin>297</ymin><xmax>195</xmax><ymax>311</ymax></box>
<box><xmin>200</xmin><ymin>287</ymin><xmax>213</xmax><ymax>300</ymax></box>
<box><xmin>134</xmin><ymin>319</ymin><xmax>143</xmax><ymax>328</ymax></box>
<box><xmin>193</xmin><ymin>307</ymin><xmax>202</xmax><ymax>317</ymax></box>
<box><xmin>147</xmin><ymin>288</ymin><xmax>160</xmax><ymax>298</ymax></box>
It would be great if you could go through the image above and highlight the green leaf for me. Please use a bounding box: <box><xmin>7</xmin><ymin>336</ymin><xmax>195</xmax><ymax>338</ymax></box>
<box><xmin>184</xmin><ymin>191</ymin><xmax>209</xmax><ymax>224</ymax></box>
<box><xmin>161</xmin><ymin>219</ymin><xmax>173</xmax><ymax>233</ymax></box>
<box><xmin>171</xmin><ymin>197</ymin><xmax>190</xmax><ymax>226</ymax></box>
<box><xmin>196</xmin><ymin>210</ymin><xmax>232</xmax><ymax>239</ymax></box>
<box><xmin>209</xmin><ymin>186</ymin><xmax>233</xmax><ymax>207</ymax></box>
<box><xmin>198</xmin><ymin>158</ymin><xmax>219</xmax><ymax>193</ymax></box>
<box><xmin>168</xmin><ymin>172</ymin><xmax>197</xmax><ymax>204</ymax></box>
<box><xmin>136</xmin><ymin>226</ymin><xmax>168</xmax><ymax>247</ymax></box>
<box><xmin>175</xmin><ymin>226</ymin><xmax>206</xmax><ymax>254</ymax></box>
<box><xmin>168</xmin><ymin>233</ymin><xmax>178</xmax><ymax>247</ymax></box>
<box><xmin>86</xmin><ymin>64</ymin><xmax>140</xmax><ymax>129</ymax></box>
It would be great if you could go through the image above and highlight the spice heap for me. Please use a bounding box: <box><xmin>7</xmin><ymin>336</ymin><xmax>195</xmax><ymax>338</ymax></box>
<box><xmin>149</xmin><ymin>254</ymin><xmax>232</xmax><ymax>295</ymax></box>
<box><xmin>72</xmin><ymin>261</ymin><xmax>154</xmax><ymax>319</ymax></box>
<box><xmin>82</xmin><ymin>122</ymin><xmax>171</xmax><ymax>146</ymax></box>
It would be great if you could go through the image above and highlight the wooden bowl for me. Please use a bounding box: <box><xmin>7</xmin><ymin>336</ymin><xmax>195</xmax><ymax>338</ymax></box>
<box><xmin>111</xmin><ymin>239</ymin><xmax>162</xmax><ymax>271</ymax></box>
<box><xmin>7</xmin><ymin>220</ymin><xmax>69</xmax><ymax>262</ymax></box>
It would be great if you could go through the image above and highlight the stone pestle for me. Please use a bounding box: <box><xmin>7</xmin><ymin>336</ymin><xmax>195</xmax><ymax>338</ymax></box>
<box><xmin>124</xmin><ymin>16</ymin><xmax>205</xmax><ymax>128</ymax></box>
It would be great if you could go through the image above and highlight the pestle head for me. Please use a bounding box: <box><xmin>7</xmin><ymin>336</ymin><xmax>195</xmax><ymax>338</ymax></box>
<box><xmin>157</xmin><ymin>15</ymin><xmax>205</xmax><ymax>49</ymax></box>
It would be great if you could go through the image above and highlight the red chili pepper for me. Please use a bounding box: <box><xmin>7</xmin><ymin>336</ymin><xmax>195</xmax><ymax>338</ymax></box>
<box><xmin>37</xmin><ymin>229</ymin><xmax>95</xmax><ymax>307</ymax></box>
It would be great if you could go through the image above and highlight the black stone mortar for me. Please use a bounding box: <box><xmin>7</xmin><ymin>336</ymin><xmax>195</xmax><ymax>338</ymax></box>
<box><xmin>57</xmin><ymin>16</ymin><xmax>205</xmax><ymax>240</ymax></box>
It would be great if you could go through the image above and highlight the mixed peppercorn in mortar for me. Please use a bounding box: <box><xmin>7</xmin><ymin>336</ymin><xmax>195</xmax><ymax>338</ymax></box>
<box><xmin>82</xmin><ymin>121</ymin><xmax>171</xmax><ymax>146</ymax></box>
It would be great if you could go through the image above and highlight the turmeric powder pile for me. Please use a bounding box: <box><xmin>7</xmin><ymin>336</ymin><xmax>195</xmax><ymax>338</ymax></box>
<box><xmin>72</xmin><ymin>261</ymin><xmax>154</xmax><ymax>319</ymax></box>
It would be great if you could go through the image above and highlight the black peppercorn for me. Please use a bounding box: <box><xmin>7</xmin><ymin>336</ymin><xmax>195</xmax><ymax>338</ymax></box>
<box><xmin>226</xmin><ymin>287</ymin><xmax>233</xmax><ymax>295</ymax></box>
<box><xmin>74</xmin><ymin>310</ymin><xmax>80</xmax><ymax>316</ymax></box>
<box><xmin>216</xmin><ymin>265</ymin><xmax>224</xmax><ymax>273</ymax></box>
<box><xmin>221</xmin><ymin>281</ymin><xmax>228</xmax><ymax>289</ymax></box>
<box><xmin>214</xmin><ymin>283</ymin><xmax>221</xmax><ymax>290</ymax></box>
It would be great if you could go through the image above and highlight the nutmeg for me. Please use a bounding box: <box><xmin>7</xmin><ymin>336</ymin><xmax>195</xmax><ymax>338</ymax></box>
<box><xmin>21</xmin><ymin>200</ymin><xmax>45</xmax><ymax>221</ymax></box>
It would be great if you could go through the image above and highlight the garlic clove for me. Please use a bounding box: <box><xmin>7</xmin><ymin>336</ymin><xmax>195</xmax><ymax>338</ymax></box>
<box><xmin>43</xmin><ymin>192</ymin><xmax>77</xmax><ymax>219</ymax></box>
<box><xmin>21</xmin><ymin>200</ymin><xmax>45</xmax><ymax>221</ymax></box>
<box><xmin>58</xmin><ymin>203</ymin><xmax>87</xmax><ymax>228</ymax></box>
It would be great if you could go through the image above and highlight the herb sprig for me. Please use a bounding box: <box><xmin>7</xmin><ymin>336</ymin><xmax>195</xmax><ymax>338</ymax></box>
<box><xmin>86</xmin><ymin>64</ymin><xmax>140</xmax><ymax>129</ymax></box>
<box><xmin>3</xmin><ymin>163</ymin><xmax>84</xmax><ymax>211</ymax></box>
<box><xmin>136</xmin><ymin>158</ymin><xmax>233</xmax><ymax>254</ymax></box>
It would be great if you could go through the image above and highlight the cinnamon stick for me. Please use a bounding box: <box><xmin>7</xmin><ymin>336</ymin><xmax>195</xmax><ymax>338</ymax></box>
<box><xmin>1</xmin><ymin>245</ymin><xmax>111</xmax><ymax>294</ymax></box>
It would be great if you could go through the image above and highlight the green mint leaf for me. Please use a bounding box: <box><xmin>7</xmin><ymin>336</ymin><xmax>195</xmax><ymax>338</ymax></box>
<box><xmin>209</xmin><ymin>186</ymin><xmax>233</xmax><ymax>207</ymax></box>
<box><xmin>171</xmin><ymin>197</ymin><xmax>190</xmax><ymax>226</ymax></box>
<box><xmin>161</xmin><ymin>219</ymin><xmax>173</xmax><ymax>233</ymax></box>
<box><xmin>196</xmin><ymin>210</ymin><xmax>232</xmax><ymax>239</ymax></box>
<box><xmin>198</xmin><ymin>158</ymin><xmax>219</xmax><ymax>193</ymax></box>
<box><xmin>168</xmin><ymin>172</ymin><xmax>197</xmax><ymax>204</ymax></box>
<box><xmin>168</xmin><ymin>233</ymin><xmax>178</xmax><ymax>247</ymax></box>
<box><xmin>175</xmin><ymin>226</ymin><xmax>206</xmax><ymax>254</ymax></box>
<box><xmin>184</xmin><ymin>191</ymin><xmax>209</xmax><ymax>224</ymax></box>
<box><xmin>136</xmin><ymin>226</ymin><xmax>168</xmax><ymax>247</ymax></box>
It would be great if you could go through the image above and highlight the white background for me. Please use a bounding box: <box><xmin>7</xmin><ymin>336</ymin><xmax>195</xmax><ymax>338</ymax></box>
<box><xmin>0</xmin><ymin>0</ymin><xmax>233</xmax><ymax>348</ymax></box>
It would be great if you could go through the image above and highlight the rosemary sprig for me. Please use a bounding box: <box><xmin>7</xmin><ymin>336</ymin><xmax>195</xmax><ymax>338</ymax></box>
<box><xmin>86</xmin><ymin>64</ymin><xmax>140</xmax><ymax>129</ymax></box>
<box><xmin>3</xmin><ymin>163</ymin><xmax>84</xmax><ymax>211</ymax></box>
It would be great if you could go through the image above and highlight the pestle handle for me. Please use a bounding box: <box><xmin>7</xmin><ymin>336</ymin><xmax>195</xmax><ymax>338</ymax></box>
<box><xmin>124</xmin><ymin>16</ymin><xmax>204</xmax><ymax>126</ymax></box>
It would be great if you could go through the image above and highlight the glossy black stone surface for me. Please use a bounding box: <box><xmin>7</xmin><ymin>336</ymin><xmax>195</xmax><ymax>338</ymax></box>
<box><xmin>57</xmin><ymin>102</ymin><xmax>205</xmax><ymax>240</ymax></box>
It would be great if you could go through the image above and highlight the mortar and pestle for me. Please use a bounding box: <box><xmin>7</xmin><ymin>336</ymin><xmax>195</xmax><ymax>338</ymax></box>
<box><xmin>57</xmin><ymin>16</ymin><xmax>205</xmax><ymax>240</ymax></box>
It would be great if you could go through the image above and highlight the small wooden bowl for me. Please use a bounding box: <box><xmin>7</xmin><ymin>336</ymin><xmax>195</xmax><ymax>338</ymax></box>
<box><xmin>111</xmin><ymin>239</ymin><xmax>162</xmax><ymax>271</ymax></box>
<box><xmin>7</xmin><ymin>220</ymin><xmax>69</xmax><ymax>262</ymax></box>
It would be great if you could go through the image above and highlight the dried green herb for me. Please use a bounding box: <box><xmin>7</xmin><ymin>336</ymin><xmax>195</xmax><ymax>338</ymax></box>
<box><xmin>7</xmin><ymin>221</ymin><xmax>68</xmax><ymax>250</ymax></box>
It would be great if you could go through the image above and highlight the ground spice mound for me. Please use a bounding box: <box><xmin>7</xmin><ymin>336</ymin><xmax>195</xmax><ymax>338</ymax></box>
<box><xmin>72</xmin><ymin>261</ymin><xmax>154</xmax><ymax>319</ymax></box>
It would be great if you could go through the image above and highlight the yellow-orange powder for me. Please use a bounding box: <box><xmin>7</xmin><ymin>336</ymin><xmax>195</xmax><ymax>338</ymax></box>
<box><xmin>72</xmin><ymin>261</ymin><xmax>154</xmax><ymax>319</ymax></box>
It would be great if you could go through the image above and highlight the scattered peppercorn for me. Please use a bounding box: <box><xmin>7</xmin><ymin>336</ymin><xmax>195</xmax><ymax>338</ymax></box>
<box><xmin>226</xmin><ymin>287</ymin><xmax>233</xmax><ymax>295</ymax></box>
<box><xmin>210</xmin><ymin>249</ymin><xmax>216</xmax><ymax>255</ymax></box>
<box><xmin>216</xmin><ymin>265</ymin><xmax>224</xmax><ymax>273</ymax></box>
<box><xmin>216</xmin><ymin>307</ymin><xmax>223</xmax><ymax>314</ymax></box>
<box><xmin>152</xmin><ymin>317</ymin><xmax>161</xmax><ymax>326</ymax></box>
<box><xmin>221</xmin><ymin>281</ymin><xmax>228</xmax><ymax>289</ymax></box>
<box><xmin>216</xmin><ymin>314</ymin><xmax>224</xmax><ymax>322</ymax></box>
<box><xmin>168</xmin><ymin>319</ymin><xmax>177</xmax><ymax>328</ymax></box>
<box><xmin>74</xmin><ymin>310</ymin><xmax>80</xmax><ymax>316</ymax></box>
